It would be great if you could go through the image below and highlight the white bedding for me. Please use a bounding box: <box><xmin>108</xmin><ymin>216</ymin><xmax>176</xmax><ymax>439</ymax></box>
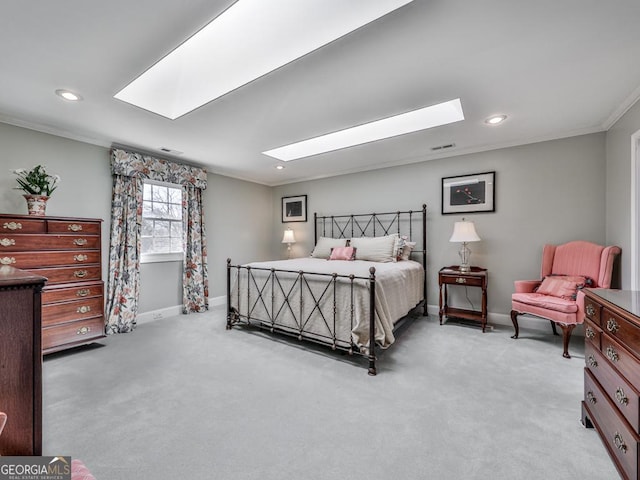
<box><xmin>229</xmin><ymin>258</ymin><xmax>424</xmax><ymax>351</ymax></box>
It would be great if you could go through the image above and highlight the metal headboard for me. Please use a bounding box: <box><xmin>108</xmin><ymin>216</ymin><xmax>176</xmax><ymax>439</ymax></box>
<box><xmin>314</xmin><ymin>204</ymin><xmax>428</xmax><ymax>303</ymax></box>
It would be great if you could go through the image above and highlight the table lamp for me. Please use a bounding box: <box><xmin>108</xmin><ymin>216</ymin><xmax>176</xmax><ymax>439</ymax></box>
<box><xmin>449</xmin><ymin>218</ymin><xmax>481</xmax><ymax>273</ymax></box>
<box><xmin>282</xmin><ymin>228</ymin><xmax>296</xmax><ymax>258</ymax></box>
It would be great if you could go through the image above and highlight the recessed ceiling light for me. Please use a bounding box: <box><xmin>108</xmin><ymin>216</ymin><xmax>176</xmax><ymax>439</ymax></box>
<box><xmin>485</xmin><ymin>114</ymin><xmax>507</xmax><ymax>125</ymax></box>
<box><xmin>275</xmin><ymin>165</ymin><xmax>285</xmax><ymax>170</ymax></box>
<box><xmin>114</xmin><ymin>0</ymin><xmax>413</xmax><ymax>119</ymax></box>
<box><xmin>263</xmin><ymin>98</ymin><xmax>465</xmax><ymax>161</ymax></box>
<box><xmin>55</xmin><ymin>89</ymin><xmax>82</xmax><ymax>101</ymax></box>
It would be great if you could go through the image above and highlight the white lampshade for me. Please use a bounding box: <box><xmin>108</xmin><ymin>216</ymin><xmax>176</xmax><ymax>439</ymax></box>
<box><xmin>282</xmin><ymin>229</ymin><xmax>296</xmax><ymax>244</ymax></box>
<box><xmin>449</xmin><ymin>219</ymin><xmax>481</xmax><ymax>243</ymax></box>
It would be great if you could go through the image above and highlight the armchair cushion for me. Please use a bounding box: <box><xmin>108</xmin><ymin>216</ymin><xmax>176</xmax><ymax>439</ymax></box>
<box><xmin>512</xmin><ymin>293</ymin><xmax>578</xmax><ymax>314</ymax></box>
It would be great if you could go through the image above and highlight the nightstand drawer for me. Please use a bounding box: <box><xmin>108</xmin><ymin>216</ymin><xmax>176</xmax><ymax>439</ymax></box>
<box><xmin>440</xmin><ymin>274</ymin><xmax>483</xmax><ymax>287</ymax></box>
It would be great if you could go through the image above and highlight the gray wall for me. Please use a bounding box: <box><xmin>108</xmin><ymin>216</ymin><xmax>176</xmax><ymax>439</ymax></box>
<box><xmin>0</xmin><ymin>121</ymin><xmax>273</xmax><ymax>313</ymax></box>
<box><xmin>606</xmin><ymin>100</ymin><xmax>640</xmax><ymax>289</ymax></box>
<box><xmin>272</xmin><ymin>133</ymin><xmax>607</xmax><ymax>318</ymax></box>
<box><xmin>205</xmin><ymin>173</ymin><xmax>273</xmax><ymax>298</ymax></box>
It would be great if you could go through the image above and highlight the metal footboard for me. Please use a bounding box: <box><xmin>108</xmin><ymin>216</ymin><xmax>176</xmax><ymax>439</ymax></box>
<box><xmin>226</xmin><ymin>260</ymin><xmax>379</xmax><ymax>375</ymax></box>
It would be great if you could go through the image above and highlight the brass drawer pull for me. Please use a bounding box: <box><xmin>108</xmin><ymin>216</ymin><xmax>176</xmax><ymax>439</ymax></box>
<box><xmin>77</xmin><ymin>305</ymin><xmax>91</xmax><ymax>314</ymax></box>
<box><xmin>74</xmin><ymin>254</ymin><xmax>88</xmax><ymax>262</ymax></box>
<box><xmin>586</xmin><ymin>391</ymin><xmax>597</xmax><ymax>405</ymax></box>
<box><xmin>606</xmin><ymin>318</ymin><xmax>619</xmax><ymax>334</ymax></box>
<box><xmin>585</xmin><ymin>327</ymin><xmax>595</xmax><ymax>340</ymax></box>
<box><xmin>68</xmin><ymin>224</ymin><xmax>83</xmax><ymax>232</ymax></box>
<box><xmin>455</xmin><ymin>277</ymin><xmax>466</xmax><ymax>284</ymax></box>
<box><xmin>615</xmin><ymin>387</ymin><xmax>629</xmax><ymax>406</ymax></box>
<box><xmin>606</xmin><ymin>346</ymin><xmax>619</xmax><ymax>363</ymax></box>
<box><xmin>0</xmin><ymin>238</ymin><xmax>16</xmax><ymax>247</ymax></box>
<box><xmin>2</xmin><ymin>221</ymin><xmax>22</xmax><ymax>230</ymax></box>
<box><xmin>74</xmin><ymin>270</ymin><xmax>88</xmax><ymax>278</ymax></box>
<box><xmin>613</xmin><ymin>432</ymin><xmax>627</xmax><ymax>453</ymax></box>
<box><xmin>587</xmin><ymin>355</ymin><xmax>598</xmax><ymax>368</ymax></box>
<box><xmin>586</xmin><ymin>304</ymin><xmax>596</xmax><ymax>317</ymax></box>
<box><xmin>76</xmin><ymin>326</ymin><xmax>91</xmax><ymax>335</ymax></box>
<box><xmin>0</xmin><ymin>257</ymin><xmax>16</xmax><ymax>265</ymax></box>
<box><xmin>73</xmin><ymin>238</ymin><xmax>88</xmax><ymax>246</ymax></box>
<box><xmin>76</xmin><ymin>289</ymin><xmax>90</xmax><ymax>297</ymax></box>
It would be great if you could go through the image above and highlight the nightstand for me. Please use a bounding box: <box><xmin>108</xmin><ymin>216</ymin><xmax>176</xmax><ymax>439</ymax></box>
<box><xmin>438</xmin><ymin>266</ymin><xmax>488</xmax><ymax>332</ymax></box>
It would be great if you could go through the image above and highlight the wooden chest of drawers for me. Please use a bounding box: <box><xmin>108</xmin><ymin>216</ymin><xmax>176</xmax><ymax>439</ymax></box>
<box><xmin>582</xmin><ymin>289</ymin><xmax>640</xmax><ymax>480</ymax></box>
<box><xmin>0</xmin><ymin>214</ymin><xmax>106</xmax><ymax>354</ymax></box>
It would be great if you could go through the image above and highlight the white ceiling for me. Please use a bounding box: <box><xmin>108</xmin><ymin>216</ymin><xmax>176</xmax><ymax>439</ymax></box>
<box><xmin>1</xmin><ymin>0</ymin><xmax>640</xmax><ymax>186</ymax></box>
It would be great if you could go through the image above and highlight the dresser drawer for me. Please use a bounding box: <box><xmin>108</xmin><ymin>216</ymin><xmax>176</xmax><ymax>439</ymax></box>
<box><xmin>601</xmin><ymin>335</ymin><xmax>640</xmax><ymax>388</ymax></box>
<box><xmin>0</xmin><ymin>234</ymin><xmax>100</xmax><ymax>251</ymax></box>
<box><xmin>1</xmin><ymin>218</ymin><xmax>45</xmax><ymax>233</ymax></box>
<box><xmin>25</xmin><ymin>265</ymin><xmax>101</xmax><ymax>284</ymax></box>
<box><xmin>584</xmin><ymin>369</ymin><xmax>640</xmax><ymax>480</ymax></box>
<box><xmin>42</xmin><ymin>317</ymin><xmax>105</xmax><ymax>351</ymax></box>
<box><xmin>42</xmin><ymin>296</ymin><xmax>104</xmax><ymax>327</ymax></box>
<box><xmin>585</xmin><ymin>318</ymin><xmax>602</xmax><ymax>351</ymax></box>
<box><xmin>585</xmin><ymin>296</ymin><xmax>602</xmax><ymax>325</ymax></box>
<box><xmin>602</xmin><ymin>307</ymin><xmax>640</xmax><ymax>360</ymax></box>
<box><xmin>47</xmin><ymin>220</ymin><xmax>101</xmax><ymax>235</ymax></box>
<box><xmin>0</xmin><ymin>250</ymin><xmax>100</xmax><ymax>268</ymax></box>
<box><xmin>42</xmin><ymin>281</ymin><xmax>103</xmax><ymax>304</ymax></box>
<box><xmin>586</xmin><ymin>342</ymin><xmax>640</xmax><ymax>433</ymax></box>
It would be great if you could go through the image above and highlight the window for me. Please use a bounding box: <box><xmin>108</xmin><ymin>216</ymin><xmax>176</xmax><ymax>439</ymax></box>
<box><xmin>141</xmin><ymin>181</ymin><xmax>183</xmax><ymax>263</ymax></box>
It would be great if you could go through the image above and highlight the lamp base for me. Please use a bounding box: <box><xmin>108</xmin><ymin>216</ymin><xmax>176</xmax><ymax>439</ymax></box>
<box><xmin>459</xmin><ymin>264</ymin><xmax>471</xmax><ymax>273</ymax></box>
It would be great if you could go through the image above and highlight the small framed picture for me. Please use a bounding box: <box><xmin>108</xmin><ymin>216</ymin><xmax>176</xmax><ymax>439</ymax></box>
<box><xmin>282</xmin><ymin>195</ymin><xmax>307</xmax><ymax>222</ymax></box>
<box><xmin>442</xmin><ymin>171</ymin><xmax>495</xmax><ymax>214</ymax></box>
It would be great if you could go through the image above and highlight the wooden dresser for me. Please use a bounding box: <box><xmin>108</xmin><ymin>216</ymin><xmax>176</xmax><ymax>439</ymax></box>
<box><xmin>0</xmin><ymin>213</ymin><xmax>106</xmax><ymax>354</ymax></box>
<box><xmin>582</xmin><ymin>289</ymin><xmax>640</xmax><ymax>480</ymax></box>
<box><xmin>0</xmin><ymin>266</ymin><xmax>45</xmax><ymax>455</ymax></box>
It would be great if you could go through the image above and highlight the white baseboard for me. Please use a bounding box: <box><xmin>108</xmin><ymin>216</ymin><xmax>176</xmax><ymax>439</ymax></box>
<box><xmin>137</xmin><ymin>300</ymin><xmax>582</xmax><ymax>337</ymax></box>
<box><xmin>426</xmin><ymin>303</ymin><xmax>584</xmax><ymax>336</ymax></box>
<box><xmin>137</xmin><ymin>304</ymin><xmax>184</xmax><ymax>324</ymax></box>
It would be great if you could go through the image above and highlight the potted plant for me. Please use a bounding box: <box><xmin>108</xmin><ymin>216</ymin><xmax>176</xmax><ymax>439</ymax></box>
<box><xmin>12</xmin><ymin>165</ymin><xmax>60</xmax><ymax>216</ymax></box>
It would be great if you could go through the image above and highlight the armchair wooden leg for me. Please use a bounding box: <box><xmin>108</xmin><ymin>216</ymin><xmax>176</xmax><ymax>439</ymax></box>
<box><xmin>559</xmin><ymin>324</ymin><xmax>576</xmax><ymax>359</ymax></box>
<box><xmin>510</xmin><ymin>310</ymin><xmax>519</xmax><ymax>339</ymax></box>
<box><xmin>550</xmin><ymin>321</ymin><xmax>558</xmax><ymax>336</ymax></box>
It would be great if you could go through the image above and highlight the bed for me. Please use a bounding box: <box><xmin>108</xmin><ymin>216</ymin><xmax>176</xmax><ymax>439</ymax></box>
<box><xmin>226</xmin><ymin>205</ymin><xmax>427</xmax><ymax>375</ymax></box>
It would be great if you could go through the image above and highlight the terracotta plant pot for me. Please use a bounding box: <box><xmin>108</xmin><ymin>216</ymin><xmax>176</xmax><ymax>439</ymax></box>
<box><xmin>23</xmin><ymin>194</ymin><xmax>49</xmax><ymax>216</ymax></box>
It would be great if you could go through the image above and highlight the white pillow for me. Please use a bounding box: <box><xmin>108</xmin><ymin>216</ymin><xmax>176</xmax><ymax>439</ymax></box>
<box><xmin>350</xmin><ymin>234</ymin><xmax>398</xmax><ymax>263</ymax></box>
<box><xmin>311</xmin><ymin>237</ymin><xmax>348</xmax><ymax>259</ymax></box>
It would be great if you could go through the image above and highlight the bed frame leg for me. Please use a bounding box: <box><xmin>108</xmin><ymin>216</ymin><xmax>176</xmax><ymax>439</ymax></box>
<box><xmin>368</xmin><ymin>267</ymin><xmax>377</xmax><ymax>376</ymax></box>
<box><xmin>226</xmin><ymin>258</ymin><xmax>232</xmax><ymax>330</ymax></box>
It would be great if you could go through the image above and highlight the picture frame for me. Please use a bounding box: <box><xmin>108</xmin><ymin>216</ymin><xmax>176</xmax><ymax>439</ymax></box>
<box><xmin>441</xmin><ymin>171</ymin><xmax>495</xmax><ymax>215</ymax></box>
<box><xmin>282</xmin><ymin>195</ymin><xmax>307</xmax><ymax>222</ymax></box>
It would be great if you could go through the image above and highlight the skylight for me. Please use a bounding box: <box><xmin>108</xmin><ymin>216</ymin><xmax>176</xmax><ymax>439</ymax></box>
<box><xmin>114</xmin><ymin>0</ymin><xmax>413</xmax><ymax>120</ymax></box>
<box><xmin>262</xmin><ymin>98</ymin><xmax>465</xmax><ymax>161</ymax></box>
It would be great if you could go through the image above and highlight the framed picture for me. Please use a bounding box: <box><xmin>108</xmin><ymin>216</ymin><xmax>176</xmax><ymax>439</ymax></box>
<box><xmin>442</xmin><ymin>171</ymin><xmax>495</xmax><ymax>214</ymax></box>
<box><xmin>282</xmin><ymin>195</ymin><xmax>307</xmax><ymax>222</ymax></box>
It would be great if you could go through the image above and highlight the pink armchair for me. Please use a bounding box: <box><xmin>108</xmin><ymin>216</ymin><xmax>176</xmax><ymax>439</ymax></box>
<box><xmin>511</xmin><ymin>241</ymin><xmax>620</xmax><ymax>358</ymax></box>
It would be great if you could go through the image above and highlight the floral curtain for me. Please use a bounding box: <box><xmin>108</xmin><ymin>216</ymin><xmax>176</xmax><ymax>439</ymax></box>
<box><xmin>105</xmin><ymin>174</ymin><xmax>143</xmax><ymax>333</ymax></box>
<box><xmin>183</xmin><ymin>185</ymin><xmax>208</xmax><ymax>313</ymax></box>
<box><xmin>105</xmin><ymin>149</ymin><xmax>208</xmax><ymax>333</ymax></box>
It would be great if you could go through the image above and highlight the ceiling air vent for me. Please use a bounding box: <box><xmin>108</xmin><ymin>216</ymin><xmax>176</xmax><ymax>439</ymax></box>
<box><xmin>158</xmin><ymin>147</ymin><xmax>184</xmax><ymax>155</ymax></box>
<box><xmin>431</xmin><ymin>143</ymin><xmax>456</xmax><ymax>151</ymax></box>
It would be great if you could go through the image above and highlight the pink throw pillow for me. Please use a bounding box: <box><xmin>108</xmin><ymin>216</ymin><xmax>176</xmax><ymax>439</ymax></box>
<box><xmin>329</xmin><ymin>246</ymin><xmax>356</xmax><ymax>261</ymax></box>
<box><xmin>536</xmin><ymin>276</ymin><xmax>585</xmax><ymax>300</ymax></box>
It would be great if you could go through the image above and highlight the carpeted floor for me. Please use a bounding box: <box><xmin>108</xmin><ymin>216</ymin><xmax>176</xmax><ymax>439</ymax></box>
<box><xmin>42</xmin><ymin>307</ymin><xmax>619</xmax><ymax>479</ymax></box>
